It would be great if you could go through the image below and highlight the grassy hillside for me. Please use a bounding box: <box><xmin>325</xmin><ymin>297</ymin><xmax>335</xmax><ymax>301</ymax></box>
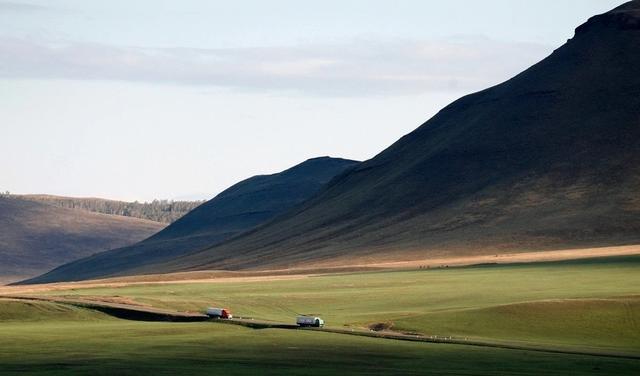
<box><xmin>137</xmin><ymin>2</ymin><xmax>640</xmax><ymax>274</ymax></box>
<box><xmin>24</xmin><ymin>157</ymin><xmax>358</xmax><ymax>283</ymax></box>
<box><xmin>2</xmin><ymin>257</ymin><xmax>639</xmax><ymax>375</ymax></box>
<box><xmin>0</xmin><ymin>197</ymin><xmax>164</xmax><ymax>283</ymax></box>
<box><xmin>393</xmin><ymin>297</ymin><xmax>640</xmax><ymax>351</ymax></box>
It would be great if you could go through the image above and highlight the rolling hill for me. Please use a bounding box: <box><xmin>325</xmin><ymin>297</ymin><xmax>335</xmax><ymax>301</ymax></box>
<box><xmin>0</xmin><ymin>197</ymin><xmax>164</xmax><ymax>283</ymax></box>
<box><xmin>23</xmin><ymin>157</ymin><xmax>358</xmax><ymax>283</ymax></box>
<box><xmin>138</xmin><ymin>2</ymin><xmax>640</xmax><ymax>272</ymax></box>
<box><xmin>11</xmin><ymin>194</ymin><xmax>204</xmax><ymax>224</ymax></box>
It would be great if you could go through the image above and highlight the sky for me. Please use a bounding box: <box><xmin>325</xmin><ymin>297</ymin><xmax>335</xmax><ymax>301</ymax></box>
<box><xmin>0</xmin><ymin>0</ymin><xmax>626</xmax><ymax>201</ymax></box>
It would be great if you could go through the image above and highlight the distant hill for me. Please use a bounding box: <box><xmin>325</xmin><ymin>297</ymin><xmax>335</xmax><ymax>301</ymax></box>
<box><xmin>10</xmin><ymin>194</ymin><xmax>204</xmax><ymax>224</ymax></box>
<box><xmin>118</xmin><ymin>2</ymin><xmax>640</xmax><ymax>273</ymax></box>
<box><xmin>24</xmin><ymin>157</ymin><xmax>358</xmax><ymax>283</ymax></box>
<box><xmin>0</xmin><ymin>197</ymin><xmax>164</xmax><ymax>283</ymax></box>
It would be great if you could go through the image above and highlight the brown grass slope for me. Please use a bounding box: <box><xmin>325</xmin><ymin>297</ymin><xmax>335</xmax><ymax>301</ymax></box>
<box><xmin>145</xmin><ymin>2</ymin><xmax>640</xmax><ymax>272</ymax></box>
<box><xmin>0</xmin><ymin>197</ymin><xmax>164</xmax><ymax>283</ymax></box>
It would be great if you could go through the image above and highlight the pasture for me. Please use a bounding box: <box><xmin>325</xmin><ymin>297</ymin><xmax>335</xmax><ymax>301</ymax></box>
<box><xmin>1</xmin><ymin>256</ymin><xmax>639</xmax><ymax>374</ymax></box>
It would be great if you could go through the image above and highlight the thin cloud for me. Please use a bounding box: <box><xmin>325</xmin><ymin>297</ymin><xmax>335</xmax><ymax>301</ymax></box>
<box><xmin>0</xmin><ymin>36</ymin><xmax>552</xmax><ymax>96</ymax></box>
<box><xmin>0</xmin><ymin>1</ymin><xmax>48</xmax><ymax>11</ymax></box>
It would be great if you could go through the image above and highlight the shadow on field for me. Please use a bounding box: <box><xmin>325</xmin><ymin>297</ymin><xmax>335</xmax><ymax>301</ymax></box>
<box><xmin>87</xmin><ymin>305</ymin><xmax>208</xmax><ymax>322</ymax></box>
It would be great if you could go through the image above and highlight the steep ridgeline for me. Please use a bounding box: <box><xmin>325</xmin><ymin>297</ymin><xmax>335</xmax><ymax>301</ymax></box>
<box><xmin>141</xmin><ymin>2</ymin><xmax>640</xmax><ymax>272</ymax></box>
<box><xmin>0</xmin><ymin>197</ymin><xmax>164</xmax><ymax>283</ymax></box>
<box><xmin>23</xmin><ymin>157</ymin><xmax>358</xmax><ymax>283</ymax></box>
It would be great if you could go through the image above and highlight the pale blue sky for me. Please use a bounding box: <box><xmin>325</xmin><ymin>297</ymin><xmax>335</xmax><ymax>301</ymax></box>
<box><xmin>0</xmin><ymin>0</ymin><xmax>625</xmax><ymax>201</ymax></box>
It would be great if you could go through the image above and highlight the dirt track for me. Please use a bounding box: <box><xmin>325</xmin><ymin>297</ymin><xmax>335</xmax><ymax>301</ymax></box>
<box><xmin>2</xmin><ymin>295</ymin><xmax>639</xmax><ymax>361</ymax></box>
<box><xmin>331</xmin><ymin>244</ymin><xmax>640</xmax><ymax>269</ymax></box>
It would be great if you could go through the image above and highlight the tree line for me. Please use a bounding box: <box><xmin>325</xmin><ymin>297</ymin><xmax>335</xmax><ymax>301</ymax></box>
<box><xmin>1</xmin><ymin>192</ymin><xmax>205</xmax><ymax>223</ymax></box>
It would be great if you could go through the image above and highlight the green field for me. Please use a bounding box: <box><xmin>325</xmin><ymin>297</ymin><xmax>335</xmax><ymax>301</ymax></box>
<box><xmin>2</xmin><ymin>256</ymin><xmax>640</xmax><ymax>374</ymax></box>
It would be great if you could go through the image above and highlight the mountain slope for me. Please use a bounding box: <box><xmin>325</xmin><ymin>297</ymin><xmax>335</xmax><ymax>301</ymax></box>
<box><xmin>0</xmin><ymin>197</ymin><xmax>164</xmax><ymax>283</ymax></box>
<box><xmin>144</xmin><ymin>1</ymin><xmax>640</xmax><ymax>272</ymax></box>
<box><xmin>24</xmin><ymin>157</ymin><xmax>358</xmax><ymax>283</ymax></box>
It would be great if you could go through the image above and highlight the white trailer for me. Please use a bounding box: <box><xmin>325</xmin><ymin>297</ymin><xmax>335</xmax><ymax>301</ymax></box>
<box><xmin>296</xmin><ymin>315</ymin><xmax>324</xmax><ymax>327</ymax></box>
<box><xmin>206</xmin><ymin>307</ymin><xmax>233</xmax><ymax>319</ymax></box>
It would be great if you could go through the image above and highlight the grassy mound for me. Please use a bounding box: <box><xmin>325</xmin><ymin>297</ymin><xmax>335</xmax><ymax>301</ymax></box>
<box><xmin>393</xmin><ymin>297</ymin><xmax>640</xmax><ymax>351</ymax></box>
<box><xmin>0</xmin><ymin>299</ymin><xmax>110</xmax><ymax>322</ymax></box>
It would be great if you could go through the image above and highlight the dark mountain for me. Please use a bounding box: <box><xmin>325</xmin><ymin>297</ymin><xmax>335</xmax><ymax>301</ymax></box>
<box><xmin>138</xmin><ymin>1</ymin><xmax>640</xmax><ymax>272</ymax></box>
<box><xmin>23</xmin><ymin>157</ymin><xmax>358</xmax><ymax>283</ymax></box>
<box><xmin>0</xmin><ymin>197</ymin><xmax>164</xmax><ymax>283</ymax></box>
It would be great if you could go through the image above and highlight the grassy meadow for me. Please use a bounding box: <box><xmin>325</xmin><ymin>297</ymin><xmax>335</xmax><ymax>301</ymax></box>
<box><xmin>1</xmin><ymin>300</ymin><xmax>639</xmax><ymax>376</ymax></box>
<box><xmin>1</xmin><ymin>256</ymin><xmax>639</xmax><ymax>374</ymax></box>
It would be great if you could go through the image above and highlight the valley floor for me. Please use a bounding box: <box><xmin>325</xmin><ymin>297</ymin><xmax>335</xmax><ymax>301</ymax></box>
<box><xmin>1</xmin><ymin>254</ymin><xmax>639</xmax><ymax>375</ymax></box>
<box><xmin>2</xmin><ymin>317</ymin><xmax>638</xmax><ymax>376</ymax></box>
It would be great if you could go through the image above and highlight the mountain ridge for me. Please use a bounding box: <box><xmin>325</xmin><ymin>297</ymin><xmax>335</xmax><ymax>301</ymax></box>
<box><xmin>21</xmin><ymin>1</ymin><xmax>640</xmax><ymax>283</ymax></box>
<box><xmin>22</xmin><ymin>156</ymin><xmax>358</xmax><ymax>283</ymax></box>
<box><xmin>146</xmin><ymin>1</ymin><xmax>640</xmax><ymax>272</ymax></box>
